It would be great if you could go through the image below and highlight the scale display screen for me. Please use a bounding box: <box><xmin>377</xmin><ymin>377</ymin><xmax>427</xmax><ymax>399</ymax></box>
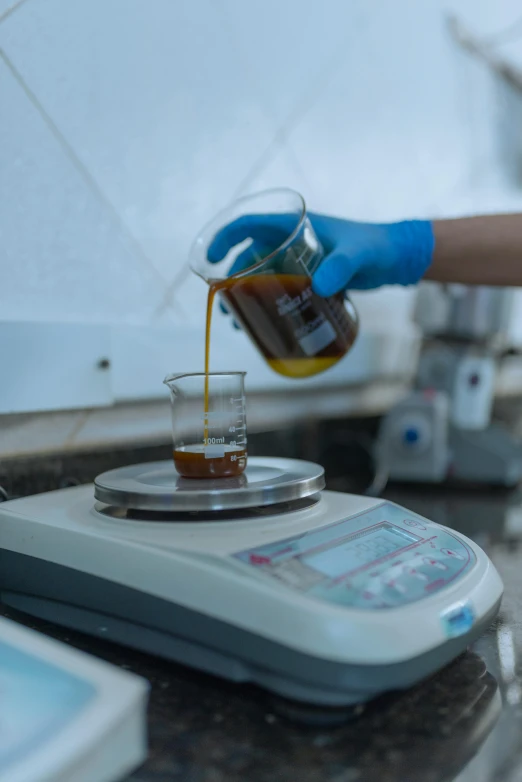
<box><xmin>303</xmin><ymin>524</ymin><xmax>414</xmax><ymax>578</ymax></box>
<box><xmin>234</xmin><ymin>502</ymin><xmax>475</xmax><ymax>610</ymax></box>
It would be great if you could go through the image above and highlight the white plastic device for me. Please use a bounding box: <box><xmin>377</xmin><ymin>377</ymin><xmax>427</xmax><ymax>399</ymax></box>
<box><xmin>451</xmin><ymin>354</ymin><xmax>496</xmax><ymax>430</ymax></box>
<box><xmin>0</xmin><ymin>615</ymin><xmax>148</xmax><ymax>782</ymax></box>
<box><xmin>377</xmin><ymin>391</ymin><xmax>450</xmax><ymax>483</ymax></box>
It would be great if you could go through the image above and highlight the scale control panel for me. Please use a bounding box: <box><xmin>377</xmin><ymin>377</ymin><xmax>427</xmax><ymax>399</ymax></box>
<box><xmin>235</xmin><ymin>502</ymin><xmax>476</xmax><ymax>610</ymax></box>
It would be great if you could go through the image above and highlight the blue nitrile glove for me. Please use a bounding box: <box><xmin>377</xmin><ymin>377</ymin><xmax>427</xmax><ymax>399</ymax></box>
<box><xmin>207</xmin><ymin>212</ymin><xmax>435</xmax><ymax>296</ymax></box>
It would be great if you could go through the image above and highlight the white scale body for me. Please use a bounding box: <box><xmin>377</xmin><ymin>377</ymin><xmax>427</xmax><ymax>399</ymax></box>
<box><xmin>0</xmin><ymin>459</ymin><xmax>503</xmax><ymax>707</ymax></box>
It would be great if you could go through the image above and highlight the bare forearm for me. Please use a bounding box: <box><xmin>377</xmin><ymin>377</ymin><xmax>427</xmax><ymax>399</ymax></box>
<box><xmin>425</xmin><ymin>214</ymin><xmax>522</xmax><ymax>286</ymax></box>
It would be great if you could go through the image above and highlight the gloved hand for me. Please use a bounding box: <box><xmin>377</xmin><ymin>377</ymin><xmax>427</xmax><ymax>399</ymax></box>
<box><xmin>207</xmin><ymin>212</ymin><xmax>435</xmax><ymax>296</ymax></box>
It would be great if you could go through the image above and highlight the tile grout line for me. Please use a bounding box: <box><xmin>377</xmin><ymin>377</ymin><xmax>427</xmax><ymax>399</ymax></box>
<box><xmin>0</xmin><ymin>0</ymin><xmax>29</xmax><ymax>25</ymax></box>
<box><xmin>227</xmin><ymin>23</ymin><xmax>366</xmax><ymax>198</ymax></box>
<box><xmin>152</xmin><ymin>265</ymin><xmax>192</xmax><ymax>318</ymax></box>
<box><xmin>154</xmin><ymin>132</ymin><xmax>314</xmax><ymax>317</ymax></box>
<box><xmin>0</xmin><ymin>47</ymin><xmax>170</xmax><ymax>288</ymax></box>
<box><xmin>137</xmin><ymin>9</ymin><xmax>371</xmax><ymax>319</ymax></box>
<box><xmin>153</xmin><ymin>3</ymin><xmax>281</xmax><ymax>320</ymax></box>
<box><xmin>156</xmin><ymin>4</ymin><xmax>357</xmax><ymax>318</ymax></box>
<box><xmin>155</xmin><ymin>33</ymin><xmax>353</xmax><ymax>318</ymax></box>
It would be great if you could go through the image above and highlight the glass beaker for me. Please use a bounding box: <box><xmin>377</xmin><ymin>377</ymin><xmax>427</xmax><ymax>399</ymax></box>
<box><xmin>189</xmin><ymin>188</ymin><xmax>359</xmax><ymax>379</ymax></box>
<box><xmin>163</xmin><ymin>372</ymin><xmax>247</xmax><ymax>479</ymax></box>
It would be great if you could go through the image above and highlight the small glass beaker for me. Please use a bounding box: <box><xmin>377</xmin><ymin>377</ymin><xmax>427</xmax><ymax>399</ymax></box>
<box><xmin>163</xmin><ymin>372</ymin><xmax>247</xmax><ymax>479</ymax></box>
<box><xmin>189</xmin><ymin>188</ymin><xmax>359</xmax><ymax>379</ymax></box>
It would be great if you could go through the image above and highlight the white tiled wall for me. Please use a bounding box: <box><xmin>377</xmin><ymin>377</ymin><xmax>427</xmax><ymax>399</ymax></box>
<box><xmin>2</xmin><ymin>0</ymin><xmax>522</xmax><ymax>417</ymax></box>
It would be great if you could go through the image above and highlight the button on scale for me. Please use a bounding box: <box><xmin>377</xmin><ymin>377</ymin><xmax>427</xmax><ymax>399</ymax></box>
<box><xmin>441</xmin><ymin>548</ymin><xmax>465</xmax><ymax>560</ymax></box>
<box><xmin>423</xmin><ymin>556</ymin><xmax>448</xmax><ymax>571</ymax></box>
<box><xmin>403</xmin><ymin>518</ymin><xmax>427</xmax><ymax>531</ymax></box>
<box><xmin>404</xmin><ymin>565</ymin><xmax>428</xmax><ymax>581</ymax></box>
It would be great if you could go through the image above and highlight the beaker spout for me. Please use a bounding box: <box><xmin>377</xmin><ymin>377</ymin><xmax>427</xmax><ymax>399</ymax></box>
<box><xmin>163</xmin><ymin>374</ymin><xmax>184</xmax><ymax>393</ymax></box>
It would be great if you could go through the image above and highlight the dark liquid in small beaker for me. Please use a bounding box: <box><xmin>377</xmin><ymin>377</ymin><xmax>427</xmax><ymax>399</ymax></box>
<box><xmin>213</xmin><ymin>274</ymin><xmax>358</xmax><ymax>378</ymax></box>
<box><xmin>173</xmin><ymin>445</ymin><xmax>247</xmax><ymax>479</ymax></box>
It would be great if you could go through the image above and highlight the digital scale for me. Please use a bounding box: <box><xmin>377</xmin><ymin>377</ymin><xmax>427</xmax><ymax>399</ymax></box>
<box><xmin>0</xmin><ymin>458</ymin><xmax>503</xmax><ymax>708</ymax></box>
<box><xmin>0</xmin><ymin>616</ymin><xmax>147</xmax><ymax>782</ymax></box>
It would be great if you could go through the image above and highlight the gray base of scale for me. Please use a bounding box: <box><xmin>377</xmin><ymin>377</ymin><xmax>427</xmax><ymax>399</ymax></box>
<box><xmin>0</xmin><ymin>551</ymin><xmax>500</xmax><ymax>708</ymax></box>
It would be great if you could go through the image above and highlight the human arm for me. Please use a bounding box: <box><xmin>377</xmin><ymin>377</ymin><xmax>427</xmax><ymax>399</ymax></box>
<box><xmin>428</xmin><ymin>214</ymin><xmax>522</xmax><ymax>286</ymax></box>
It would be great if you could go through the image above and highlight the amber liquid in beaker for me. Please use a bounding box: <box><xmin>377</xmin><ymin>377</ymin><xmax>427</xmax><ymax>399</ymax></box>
<box><xmin>208</xmin><ymin>273</ymin><xmax>358</xmax><ymax>379</ymax></box>
<box><xmin>173</xmin><ymin>444</ymin><xmax>247</xmax><ymax>479</ymax></box>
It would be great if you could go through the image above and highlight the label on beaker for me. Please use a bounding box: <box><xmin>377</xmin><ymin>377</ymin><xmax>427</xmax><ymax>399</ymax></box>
<box><xmin>204</xmin><ymin>443</ymin><xmax>226</xmax><ymax>459</ymax></box>
<box><xmin>296</xmin><ymin>317</ymin><xmax>336</xmax><ymax>356</ymax></box>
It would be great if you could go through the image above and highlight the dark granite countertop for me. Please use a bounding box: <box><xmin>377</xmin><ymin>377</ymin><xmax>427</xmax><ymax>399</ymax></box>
<box><xmin>1</xmin><ymin>439</ymin><xmax>522</xmax><ymax>781</ymax></box>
